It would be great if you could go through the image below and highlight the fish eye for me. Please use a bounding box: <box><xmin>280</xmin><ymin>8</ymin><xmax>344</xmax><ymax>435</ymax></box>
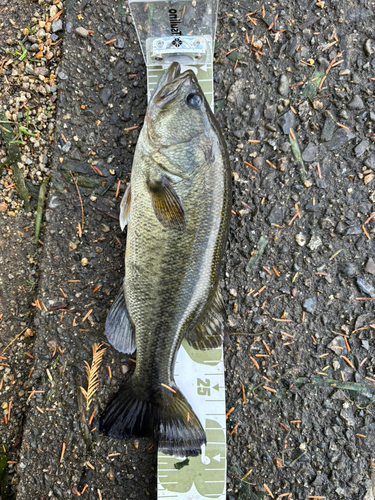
<box><xmin>186</xmin><ymin>93</ymin><xmax>202</xmax><ymax>108</ymax></box>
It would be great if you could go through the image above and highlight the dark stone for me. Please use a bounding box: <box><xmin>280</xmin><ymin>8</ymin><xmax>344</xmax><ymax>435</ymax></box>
<box><xmin>267</xmin><ymin>205</ymin><xmax>284</xmax><ymax>225</ymax></box>
<box><xmin>123</xmin><ymin>106</ymin><xmax>132</xmax><ymax>122</ymax></box>
<box><xmin>99</xmin><ymin>88</ymin><xmax>112</xmax><ymax>105</ymax></box>
<box><xmin>264</xmin><ymin>103</ymin><xmax>277</xmax><ymax>121</ymax></box>
<box><xmin>316</xmin><ymin>178</ymin><xmax>327</xmax><ymax>189</ymax></box>
<box><xmin>254</xmin><ymin>156</ymin><xmax>265</xmax><ymax>169</ymax></box>
<box><xmin>279</xmin><ymin>110</ymin><xmax>295</xmax><ymax>134</ymax></box>
<box><xmin>250</xmin><ymin>107</ymin><xmax>261</xmax><ymax>125</ymax></box>
<box><xmin>335</xmin><ymin>221</ymin><xmax>346</xmax><ymax>234</ymax></box>
<box><xmin>348</xmin><ymin>95</ymin><xmax>364</xmax><ymax>110</ymax></box>
<box><xmin>346</xmin><ymin>226</ymin><xmax>362</xmax><ymax>235</ymax></box>
<box><xmin>109</xmin><ymin>113</ymin><xmax>122</xmax><ymax>126</ymax></box>
<box><xmin>339</xmin><ymin>263</ymin><xmax>357</xmax><ymax>277</ymax></box>
<box><xmin>357</xmin><ymin>278</ymin><xmax>375</xmax><ymax>297</ymax></box>
<box><xmin>364</xmin><ymin>154</ymin><xmax>375</xmax><ymax>169</ymax></box>
<box><xmin>302</xmin><ymin>143</ymin><xmax>319</xmax><ymax>162</ymax></box>
<box><xmin>365</xmin><ymin>257</ymin><xmax>375</xmax><ymax>275</ymax></box>
<box><xmin>234</xmin><ymin>129</ymin><xmax>245</xmax><ymax>139</ymax></box>
<box><xmin>358</xmin><ymin>202</ymin><xmax>371</xmax><ymax>214</ymax></box>
<box><xmin>355</xmin><ymin>111</ymin><xmax>368</xmax><ymax>123</ymax></box>
<box><xmin>327</xmin><ymin>128</ymin><xmax>356</xmax><ymax>150</ymax></box>
<box><xmin>61</xmin><ymin>161</ymin><xmax>92</xmax><ymax>174</ymax></box>
<box><xmin>321</xmin><ymin>114</ymin><xmax>336</xmax><ymax>142</ymax></box>
<box><xmin>303</xmin><ymin>297</ymin><xmax>316</xmax><ymax>313</ymax></box>
<box><xmin>116</xmin><ymin>38</ymin><xmax>125</xmax><ymax>49</ymax></box>
<box><xmin>354</xmin><ymin>140</ymin><xmax>369</xmax><ymax>157</ymax></box>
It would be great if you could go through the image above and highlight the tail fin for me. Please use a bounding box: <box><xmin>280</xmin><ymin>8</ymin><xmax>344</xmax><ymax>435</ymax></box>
<box><xmin>99</xmin><ymin>379</ymin><xmax>206</xmax><ymax>457</ymax></box>
<box><xmin>155</xmin><ymin>392</ymin><xmax>206</xmax><ymax>457</ymax></box>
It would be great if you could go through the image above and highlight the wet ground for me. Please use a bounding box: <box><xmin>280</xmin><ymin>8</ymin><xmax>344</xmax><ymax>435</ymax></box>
<box><xmin>1</xmin><ymin>0</ymin><xmax>375</xmax><ymax>498</ymax></box>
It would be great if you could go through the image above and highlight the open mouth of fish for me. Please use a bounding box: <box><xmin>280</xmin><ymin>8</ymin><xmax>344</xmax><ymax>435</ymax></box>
<box><xmin>153</xmin><ymin>62</ymin><xmax>198</xmax><ymax>108</ymax></box>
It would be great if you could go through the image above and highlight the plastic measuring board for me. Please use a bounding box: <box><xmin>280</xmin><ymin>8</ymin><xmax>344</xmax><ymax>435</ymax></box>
<box><xmin>128</xmin><ymin>1</ymin><xmax>226</xmax><ymax>497</ymax></box>
<box><xmin>157</xmin><ymin>340</ymin><xmax>226</xmax><ymax>499</ymax></box>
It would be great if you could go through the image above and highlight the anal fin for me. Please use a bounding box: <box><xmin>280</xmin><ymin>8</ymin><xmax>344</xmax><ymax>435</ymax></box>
<box><xmin>105</xmin><ymin>284</ymin><xmax>136</xmax><ymax>354</ymax></box>
<box><xmin>186</xmin><ymin>284</ymin><xmax>228</xmax><ymax>350</ymax></box>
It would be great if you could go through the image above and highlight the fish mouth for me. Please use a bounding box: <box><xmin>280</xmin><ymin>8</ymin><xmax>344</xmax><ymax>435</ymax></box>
<box><xmin>153</xmin><ymin>62</ymin><xmax>196</xmax><ymax>108</ymax></box>
<box><xmin>164</xmin><ymin>61</ymin><xmax>181</xmax><ymax>86</ymax></box>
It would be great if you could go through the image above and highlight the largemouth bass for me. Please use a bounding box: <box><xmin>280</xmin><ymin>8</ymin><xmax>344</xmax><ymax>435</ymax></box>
<box><xmin>99</xmin><ymin>62</ymin><xmax>231</xmax><ymax>457</ymax></box>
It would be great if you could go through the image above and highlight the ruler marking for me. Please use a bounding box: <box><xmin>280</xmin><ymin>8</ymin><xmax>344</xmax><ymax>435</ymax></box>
<box><xmin>156</xmin><ymin>495</ymin><xmax>179</xmax><ymax>498</ymax></box>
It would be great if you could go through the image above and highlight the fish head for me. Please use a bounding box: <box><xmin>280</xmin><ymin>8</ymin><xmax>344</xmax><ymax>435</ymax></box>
<box><xmin>146</xmin><ymin>62</ymin><xmax>209</xmax><ymax>147</ymax></box>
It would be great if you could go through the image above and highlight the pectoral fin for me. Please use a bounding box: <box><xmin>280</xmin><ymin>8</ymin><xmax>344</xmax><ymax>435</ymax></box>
<box><xmin>146</xmin><ymin>175</ymin><xmax>185</xmax><ymax>231</ymax></box>
<box><xmin>186</xmin><ymin>284</ymin><xmax>228</xmax><ymax>350</ymax></box>
<box><xmin>105</xmin><ymin>284</ymin><xmax>136</xmax><ymax>354</ymax></box>
<box><xmin>119</xmin><ymin>183</ymin><xmax>131</xmax><ymax>231</ymax></box>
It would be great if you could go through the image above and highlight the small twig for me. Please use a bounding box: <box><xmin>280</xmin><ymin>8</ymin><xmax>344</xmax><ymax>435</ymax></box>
<box><xmin>60</xmin><ymin>442</ymin><xmax>66</xmax><ymax>463</ymax></box>
<box><xmin>287</xmin><ymin>451</ymin><xmax>306</xmax><ymax>467</ymax></box>
<box><xmin>1</xmin><ymin>328</ymin><xmax>27</xmax><ymax>354</ymax></box>
<box><xmin>80</xmin><ymin>343</ymin><xmax>106</xmax><ymax>411</ymax></box>
<box><xmin>70</xmin><ymin>171</ymin><xmax>84</xmax><ymax>231</ymax></box>
<box><xmin>34</xmin><ymin>177</ymin><xmax>50</xmax><ymax>244</ymax></box>
<box><xmin>0</xmin><ymin>56</ymin><xmax>8</xmax><ymax>75</ymax></box>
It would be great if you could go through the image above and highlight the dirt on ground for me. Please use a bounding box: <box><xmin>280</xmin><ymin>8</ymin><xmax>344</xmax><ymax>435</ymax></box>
<box><xmin>1</xmin><ymin>0</ymin><xmax>375</xmax><ymax>499</ymax></box>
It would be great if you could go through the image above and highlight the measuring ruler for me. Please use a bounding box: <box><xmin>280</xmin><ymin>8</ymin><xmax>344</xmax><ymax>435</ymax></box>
<box><xmin>128</xmin><ymin>0</ymin><xmax>226</xmax><ymax>498</ymax></box>
<box><xmin>157</xmin><ymin>340</ymin><xmax>226</xmax><ymax>499</ymax></box>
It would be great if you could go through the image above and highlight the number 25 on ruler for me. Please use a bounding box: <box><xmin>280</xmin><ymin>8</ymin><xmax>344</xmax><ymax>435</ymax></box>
<box><xmin>197</xmin><ymin>378</ymin><xmax>210</xmax><ymax>396</ymax></box>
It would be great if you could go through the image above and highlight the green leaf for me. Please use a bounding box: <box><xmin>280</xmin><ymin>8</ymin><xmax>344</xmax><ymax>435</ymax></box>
<box><xmin>174</xmin><ymin>458</ymin><xmax>189</xmax><ymax>470</ymax></box>
<box><xmin>18</xmin><ymin>126</ymin><xmax>36</xmax><ymax>136</ymax></box>
<box><xmin>227</xmin><ymin>51</ymin><xmax>245</xmax><ymax>61</ymax></box>
<box><xmin>246</xmin><ymin>235</ymin><xmax>268</xmax><ymax>274</ymax></box>
<box><xmin>214</xmin><ymin>99</ymin><xmax>226</xmax><ymax>112</ymax></box>
<box><xmin>302</xmin><ymin>70</ymin><xmax>325</xmax><ymax>100</ymax></box>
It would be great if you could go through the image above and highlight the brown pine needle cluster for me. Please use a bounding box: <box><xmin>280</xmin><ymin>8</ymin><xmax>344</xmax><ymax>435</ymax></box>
<box><xmin>80</xmin><ymin>343</ymin><xmax>106</xmax><ymax>411</ymax></box>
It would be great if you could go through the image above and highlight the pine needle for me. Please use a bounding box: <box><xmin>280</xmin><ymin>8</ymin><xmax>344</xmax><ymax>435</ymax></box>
<box><xmin>80</xmin><ymin>343</ymin><xmax>106</xmax><ymax>411</ymax></box>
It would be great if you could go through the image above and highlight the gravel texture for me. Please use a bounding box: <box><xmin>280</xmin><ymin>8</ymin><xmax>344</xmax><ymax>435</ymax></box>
<box><xmin>0</xmin><ymin>0</ymin><xmax>375</xmax><ymax>499</ymax></box>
